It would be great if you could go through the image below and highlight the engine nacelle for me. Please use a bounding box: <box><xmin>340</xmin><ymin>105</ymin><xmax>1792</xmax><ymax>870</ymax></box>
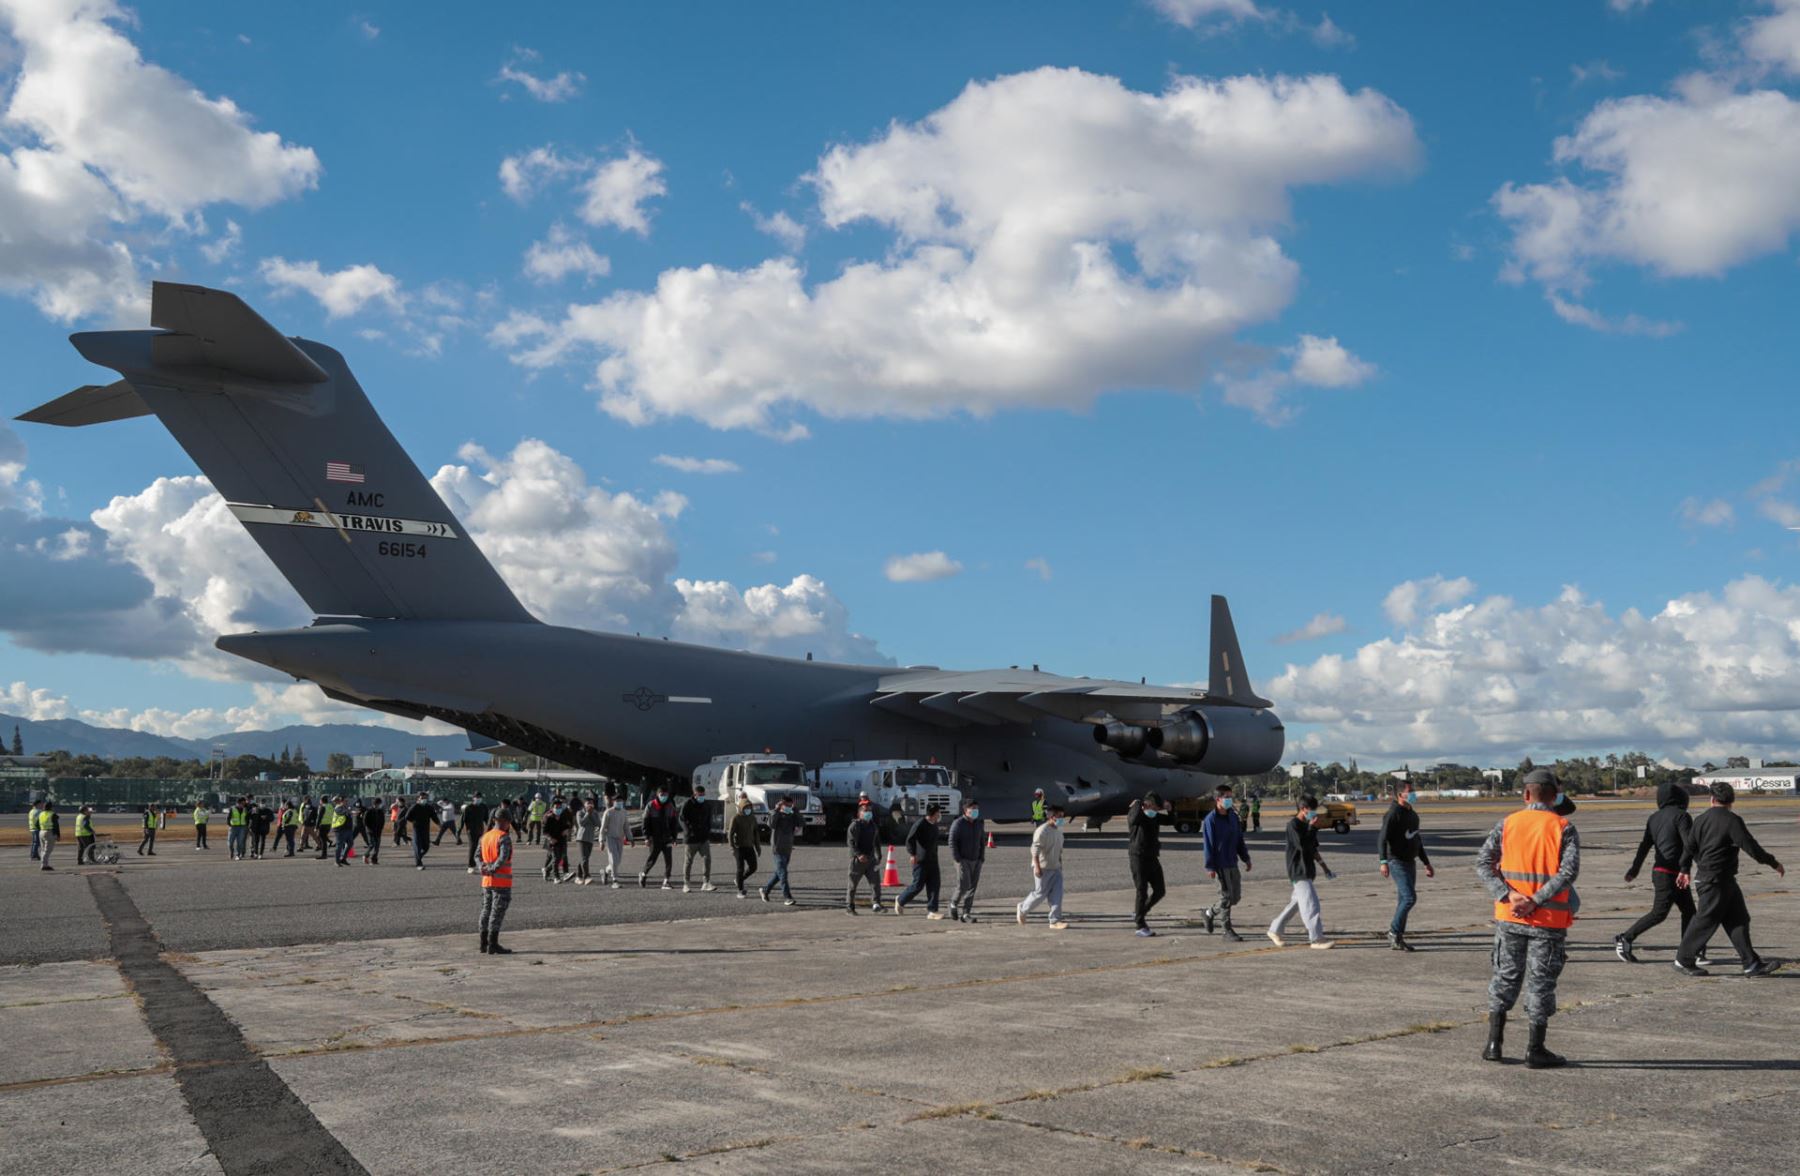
<box><xmin>1146</xmin><ymin>706</ymin><xmax>1284</xmax><ymax>775</ymax></box>
<box><xmin>1092</xmin><ymin>719</ymin><xmax>1150</xmax><ymax>757</ymax></box>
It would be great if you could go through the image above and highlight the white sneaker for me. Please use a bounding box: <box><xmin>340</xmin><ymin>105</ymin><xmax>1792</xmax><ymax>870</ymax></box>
<box><xmin>926</xmin><ymin>912</ymin><xmax>945</xmax><ymax>921</ymax></box>
<box><xmin>1049</xmin><ymin>921</ymin><xmax>1070</xmax><ymax>931</ymax></box>
<box><xmin>701</xmin><ymin>883</ymin><xmax>717</xmax><ymax>892</ymax></box>
<box><xmin>1016</xmin><ymin>909</ymin><xmax>1027</xmax><ymax>925</ymax></box>
<box><xmin>467</xmin><ymin>867</ymin><xmax>476</xmax><ymax>874</ymax></box>
<box><xmin>1309</xmin><ymin>940</ymin><xmax>1335</xmax><ymax>950</ymax></box>
<box><xmin>1267</xmin><ymin>930</ymin><xmax>1287</xmax><ymax>947</ymax></box>
<box><xmin>610</xmin><ymin>881</ymin><xmax>620</xmax><ymax>889</ymax></box>
<box><xmin>682</xmin><ymin>883</ymin><xmax>692</xmax><ymax>893</ymax></box>
<box><xmin>661</xmin><ymin>880</ymin><xmax>672</xmax><ymax>890</ymax></box>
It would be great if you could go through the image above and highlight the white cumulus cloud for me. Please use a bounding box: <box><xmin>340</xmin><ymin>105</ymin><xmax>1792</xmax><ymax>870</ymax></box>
<box><xmin>674</xmin><ymin>575</ymin><xmax>883</xmax><ymax>662</ymax></box>
<box><xmin>494</xmin><ymin>68</ymin><xmax>1416</xmax><ymax>434</ymax></box>
<box><xmin>653</xmin><ymin>455</ymin><xmax>741</xmax><ymax>475</ymax></box>
<box><xmin>1384</xmin><ymin>574</ymin><xmax>1476</xmax><ymax>626</ymax></box>
<box><xmin>523</xmin><ymin>223</ymin><xmax>610</xmax><ymax>284</ymax></box>
<box><xmin>1272</xmin><ymin>575</ymin><xmax>1800</xmax><ymax>765</ymax></box>
<box><xmin>1678</xmin><ymin>497</ymin><xmax>1735</xmax><ymax>528</ymax></box>
<box><xmin>580</xmin><ymin>146</ymin><xmax>666</xmax><ymax>235</ymax></box>
<box><xmin>1274</xmin><ymin>612</ymin><xmax>1348</xmax><ymax>645</ymax></box>
<box><xmin>259</xmin><ymin>257</ymin><xmax>405</xmax><ymax>318</ymax></box>
<box><xmin>885</xmin><ymin>551</ymin><xmax>963</xmax><ymax>583</ymax></box>
<box><xmin>1149</xmin><ymin>0</ymin><xmax>1264</xmax><ymax>27</ymax></box>
<box><xmin>0</xmin><ymin>0</ymin><xmax>318</xmax><ymax>320</ymax></box>
<box><xmin>496</xmin><ymin>47</ymin><xmax>586</xmax><ymax>103</ymax></box>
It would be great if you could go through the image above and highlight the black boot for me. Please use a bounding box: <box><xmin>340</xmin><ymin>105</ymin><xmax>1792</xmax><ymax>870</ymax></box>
<box><xmin>1524</xmin><ymin>1022</ymin><xmax>1565</xmax><ymax>1069</ymax></box>
<box><xmin>479</xmin><ymin>931</ymin><xmax>489</xmax><ymax>954</ymax></box>
<box><xmin>1482</xmin><ymin>1012</ymin><xmax>1505</xmax><ymax>1062</ymax></box>
<box><xmin>1202</xmin><ymin>908</ymin><xmax>1216</xmax><ymax>934</ymax></box>
<box><xmin>1222</xmin><ymin>922</ymin><xmax>1243</xmax><ymax>943</ymax></box>
<box><xmin>488</xmin><ymin>934</ymin><xmax>513</xmax><ymax>955</ymax></box>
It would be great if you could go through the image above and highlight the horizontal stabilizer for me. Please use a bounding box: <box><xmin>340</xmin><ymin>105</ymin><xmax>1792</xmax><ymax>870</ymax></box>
<box><xmin>15</xmin><ymin>381</ymin><xmax>151</xmax><ymax>427</ymax></box>
<box><xmin>148</xmin><ymin>281</ymin><xmax>329</xmax><ymax>385</ymax></box>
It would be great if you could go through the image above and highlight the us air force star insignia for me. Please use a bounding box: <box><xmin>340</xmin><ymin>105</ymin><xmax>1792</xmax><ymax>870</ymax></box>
<box><xmin>623</xmin><ymin>687</ymin><xmax>668</xmax><ymax>711</ymax></box>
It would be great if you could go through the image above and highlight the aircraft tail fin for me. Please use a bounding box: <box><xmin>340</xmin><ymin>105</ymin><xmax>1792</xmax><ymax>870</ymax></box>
<box><xmin>16</xmin><ymin>282</ymin><xmax>535</xmax><ymax>625</ymax></box>
<box><xmin>1208</xmin><ymin>595</ymin><xmax>1273</xmax><ymax>709</ymax></box>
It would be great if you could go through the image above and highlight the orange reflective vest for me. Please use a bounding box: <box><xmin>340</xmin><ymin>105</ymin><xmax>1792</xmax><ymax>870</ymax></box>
<box><xmin>1495</xmin><ymin>808</ymin><xmax>1573</xmax><ymax>930</ymax></box>
<box><xmin>479</xmin><ymin>828</ymin><xmax>513</xmax><ymax>889</ymax></box>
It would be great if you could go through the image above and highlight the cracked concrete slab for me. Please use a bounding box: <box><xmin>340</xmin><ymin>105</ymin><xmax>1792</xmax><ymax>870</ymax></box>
<box><xmin>0</xmin><ymin>1072</ymin><xmax>223</xmax><ymax>1176</ymax></box>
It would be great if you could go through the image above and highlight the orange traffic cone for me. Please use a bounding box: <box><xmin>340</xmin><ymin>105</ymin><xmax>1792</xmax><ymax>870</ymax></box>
<box><xmin>985</xmin><ymin>829</ymin><xmax>996</xmax><ymax>850</ymax></box>
<box><xmin>881</xmin><ymin>845</ymin><xmax>900</xmax><ymax>888</ymax></box>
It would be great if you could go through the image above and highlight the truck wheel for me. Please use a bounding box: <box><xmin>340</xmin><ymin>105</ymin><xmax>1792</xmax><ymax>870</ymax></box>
<box><xmin>1174</xmin><ymin>820</ymin><xmax>1195</xmax><ymax>835</ymax></box>
<box><xmin>1334</xmin><ymin>820</ymin><xmax>1349</xmax><ymax>835</ymax></box>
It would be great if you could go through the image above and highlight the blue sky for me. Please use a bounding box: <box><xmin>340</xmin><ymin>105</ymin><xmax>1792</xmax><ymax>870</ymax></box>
<box><xmin>4</xmin><ymin>0</ymin><xmax>1800</xmax><ymax>766</ymax></box>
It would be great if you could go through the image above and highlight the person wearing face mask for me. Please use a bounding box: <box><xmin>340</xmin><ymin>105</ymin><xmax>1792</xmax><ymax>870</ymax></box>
<box><xmin>1201</xmin><ymin>783</ymin><xmax>1251</xmax><ymax>942</ymax></box>
<box><xmin>639</xmin><ymin>786</ymin><xmax>680</xmax><ymax>889</ymax></box>
<box><xmin>1016</xmin><ymin>804</ymin><xmax>1070</xmax><ymax>929</ymax></box>
<box><xmin>846</xmin><ymin>800</ymin><xmax>885</xmax><ymax>914</ymax></box>
<box><xmin>1615</xmin><ymin>779</ymin><xmax>1694</xmax><ymax>964</ymax></box>
<box><xmin>573</xmin><ymin>796</ymin><xmax>602</xmax><ymax>885</ymax></box>
<box><xmin>1672</xmin><ymin>780</ymin><xmax>1784</xmax><ymax>978</ymax></box>
<box><xmin>1378</xmin><ymin>780</ymin><xmax>1435</xmax><ymax>952</ymax></box>
<box><xmin>600</xmin><ymin>793</ymin><xmax>630</xmax><ymax>886</ymax></box>
<box><xmin>1474</xmin><ymin>769</ymin><xmax>1579</xmax><ymax>1068</ymax></box>
<box><xmin>728</xmin><ymin>796</ymin><xmax>759</xmax><ymax>898</ymax></box>
<box><xmin>1268</xmin><ymin>794</ymin><xmax>1335</xmax><ymax>950</ymax></box>
<box><xmin>761</xmin><ymin>795</ymin><xmax>800</xmax><ymax>905</ymax></box>
<box><xmin>947</xmin><ymin>797</ymin><xmax>986</xmax><ymax>922</ymax></box>
<box><xmin>1128</xmin><ymin>792</ymin><xmax>1170</xmax><ymax>938</ymax></box>
<box><xmin>681</xmin><ymin>785</ymin><xmax>717</xmax><ymax>893</ymax></box>
<box><xmin>896</xmin><ymin>802</ymin><xmax>945</xmax><ymax>918</ymax></box>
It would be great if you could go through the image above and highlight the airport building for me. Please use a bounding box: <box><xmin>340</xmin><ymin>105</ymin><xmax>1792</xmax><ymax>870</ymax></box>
<box><xmin>1690</xmin><ymin>766</ymin><xmax>1800</xmax><ymax>795</ymax></box>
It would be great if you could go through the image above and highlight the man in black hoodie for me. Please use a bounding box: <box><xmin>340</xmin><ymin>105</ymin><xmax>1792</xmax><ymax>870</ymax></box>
<box><xmin>1673</xmin><ymin>781</ymin><xmax>1785</xmax><ymax>977</ymax></box>
<box><xmin>1128</xmin><ymin>793</ymin><xmax>1170</xmax><ymax>938</ymax></box>
<box><xmin>1615</xmin><ymin>781</ymin><xmax>1695</xmax><ymax>963</ymax></box>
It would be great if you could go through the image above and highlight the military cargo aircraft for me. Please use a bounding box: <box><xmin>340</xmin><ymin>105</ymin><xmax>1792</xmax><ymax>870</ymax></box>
<box><xmin>19</xmin><ymin>283</ymin><xmax>1284</xmax><ymax>821</ymax></box>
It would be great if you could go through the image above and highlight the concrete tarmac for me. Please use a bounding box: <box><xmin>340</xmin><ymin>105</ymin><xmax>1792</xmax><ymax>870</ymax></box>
<box><xmin>3</xmin><ymin>802</ymin><xmax>1796</xmax><ymax>1175</ymax></box>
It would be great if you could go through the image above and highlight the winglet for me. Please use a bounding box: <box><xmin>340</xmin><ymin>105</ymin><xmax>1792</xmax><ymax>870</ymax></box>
<box><xmin>15</xmin><ymin>380</ymin><xmax>151</xmax><ymax>427</ymax></box>
<box><xmin>1208</xmin><ymin>595</ymin><xmax>1273</xmax><ymax>708</ymax></box>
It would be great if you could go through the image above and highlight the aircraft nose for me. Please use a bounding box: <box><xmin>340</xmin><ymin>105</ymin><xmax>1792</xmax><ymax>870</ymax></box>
<box><xmin>215</xmin><ymin>631</ymin><xmax>282</xmax><ymax>670</ymax></box>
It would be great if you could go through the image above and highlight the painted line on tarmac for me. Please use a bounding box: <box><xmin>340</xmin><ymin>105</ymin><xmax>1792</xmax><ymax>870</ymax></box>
<box><xmin>86</xmin><ymin>873</ymin><xmax>368</xmax><ymax>1176</ymax></box>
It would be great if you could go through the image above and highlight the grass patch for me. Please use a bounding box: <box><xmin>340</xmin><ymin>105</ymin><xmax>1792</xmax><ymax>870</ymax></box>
<box><xmin>688</xmin><ymin>1054</ymin><xmax>766</xmax><ymax>1074</ymax></box>
<box><xmin>1118</xmin><ymin>1067</ymin><xmax>1173</xmax><ymax>1082</ymax></box>
<box><xmin>1405</xmin><ymin>1021</ymin><xmax>1458</xmax><ymax>1034</ymax></box>
<box><xmin>1200</xmin><ymin>1055</ymin><xmax>1246</xmax><ymax>1069</ymax></box>
<box><xmin>907</xmin><ymin>1102</ymin><xmax>990</xmax><ymax>1122</ymax></box>
<box><xmin>1286</xmin><ymin>1044</ymin><xmax>1320</xmax><ymax>1055</ymax></box>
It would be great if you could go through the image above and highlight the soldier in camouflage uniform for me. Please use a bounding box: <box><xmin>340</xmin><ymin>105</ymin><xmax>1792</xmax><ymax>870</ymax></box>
<box><xmin>1474</xmin><ymin>768</ymin><xmax>1579</xmax><ymax>1069</ymax></box>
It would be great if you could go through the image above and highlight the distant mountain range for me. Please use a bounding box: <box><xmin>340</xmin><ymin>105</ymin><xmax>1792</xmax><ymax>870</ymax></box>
<box><xmin>1</xmin><ymin>712</ymin><xmax>474</xmax><ymax>766</ymax></box>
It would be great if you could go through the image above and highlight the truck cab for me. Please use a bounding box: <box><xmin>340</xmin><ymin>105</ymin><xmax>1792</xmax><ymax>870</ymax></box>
<box><xmin>814</xmin><ymin>760</ymin><xmax>962</xmax><ymax>836</ymax></box>
<box><xmin>692</xmin><ymin>753</ymin><xmax>825</xmax><ymax>843</ymax></box>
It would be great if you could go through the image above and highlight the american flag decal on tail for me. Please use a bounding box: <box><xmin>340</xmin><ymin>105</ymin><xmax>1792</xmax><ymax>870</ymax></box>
<box><xmin>325</xmin><ymin>461</ymin><xmax>364</xmax><ymax>484</ymax></box>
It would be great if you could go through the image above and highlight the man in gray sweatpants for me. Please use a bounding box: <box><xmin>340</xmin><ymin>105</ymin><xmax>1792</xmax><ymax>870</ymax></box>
<box><xmin>948</xmin><ymin>797</ymin><xmax>986</xmax><ymax>923</ymax></box>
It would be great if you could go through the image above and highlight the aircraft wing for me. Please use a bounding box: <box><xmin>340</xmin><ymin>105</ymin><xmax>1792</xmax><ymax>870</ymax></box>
<box><xmin>867</xmin><ymin>667</ymin><xmax>1208</xmax><ymax>728</ymax></box>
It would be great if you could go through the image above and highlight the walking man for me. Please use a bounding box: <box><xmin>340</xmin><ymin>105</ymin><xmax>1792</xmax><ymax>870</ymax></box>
<box><xmin>361</xmin><ymin>798</ymin><xmax>385</xmax><ymax>865</ymax></box>
<box><xmin>1673</xmin><ymin>781</ymin><xmax>1785</xmax><ymax>977</ymax></box>
<box><xmin>1016</xmin><ymin>803</ymin><xmax>1069</xmax><ymax>929</ymax></box>
<box><xmin>527</xmin><ymin>793</ymin><xmax>546</xmax><ymax>845</ymax></box>
<box><xmin>639</xmin><ymin>786</ymin><xmax>679</xmax><ymax>888</ymax></box>
<box><xmin>27</xmin><ymin>799</ymin><xmax>42</xmax><ymax>861</ymax></box>
<box><xmin>137</xmin><ymin>803</ymin><xmax>159</xmax><ymax>856</ymax></box>
<box><xmin>897</xmin><ymin>802</ymin><xmax>945</xmax><ymax>918</ymax></box>
<box><xmin>462</xmin><ymin>792</ymin><xmax>490</xmax><ymax>872</ymax></box>
<box><xmin>1378</xmin><ymin>779</ymin><xmax>1434</xmax><ymax>951</ymax></box>
<box><xmin>331</xmin><ymin>797</ymin><xmax>356</xmax><ymax>866</ymax></box>
<box><xmin>250</xmin><ymin>802</ymin><xmax>271</xmax><ymax>859</ymax></box>
<box><xmin>227</xmin><ymin>796</ymin><xmax>250</xmax><ymax>861</ymax></box>
<box><xmin>846</xmin><ymin>801</ymin><xmax>885</xmax><ymax>913</ymax></box>
<box><xmin>1201</xmin><ymin>783</ymin><xmax>1251</xmax><ymax>941</ymax></box>
<box><xmin>476</xmin><ymin>809</ymin><xmax>515</xmax><ymax>954</ymax></box>
<box><xmin>1474</xmin><ymin>769</ymin><xmax>1578</xmax><ymax>1068</ymax></box>
<box><xmin>759</xmin><ymin>795</ymin><xmax>800</xmax><ymax>905</ymax></box>
<box><xmin>405</xmin><ymin>792</ymin><xmax>438</xmax><ymax>869</ymax></box>
<box><xmin>948</xmin><ymin>797</ymin><xmax>985</xmax><ymax>922</ymax></box>
<box><xmin>1615</xmin><ymin>781</ymin><xmax>1695</xmax><ymax>963</ymax></box>
<box><xmin>435</xmin><ymin>797</ymin><xmax>460</xmax><ymax>845</ymax></box>
<box><xmin>75</xmin><ymin>805</ymin><xmax>97</xmax><ymax>864</ymax></box>
<box><xmin>278</xmin><ymin>798</ymin><xmax>301</xmax><ymax>856</ymax></box>
<box><xmin>36</xmin><ymin>803</ymin><xmax>58</xmax><ymax>870</ymax></box>
<box><xmin>1250</xmin><ymin>794</ymin><xmax>1262</xmax><ymax>833</ymax></box>
<box><xmin>728</xmin><ymin>796</ymin><xmax>759</xmax><ymax>897</ymax></box>
<box><xmin>1269</xmin><ymin>795</ymin><xmax>1336</xmax><ymax>950</ymax></box>
<box><xmin>681</xmin><ymin>785</ymin><xmax>716</xmax><ymax>892</ymax></box>
<box><xmin>315</xmin><ymin>796</ymin><xmax>334</xmax><ymax>859</ymax></box>
<box><xmin>1129</xmin><ymin>793</ymin><xmax>1169</xmax><ymax>937</ymax></box>
<box><xmin>601</xmin><ymin>793</ymin><xmax>629</xmax><ymax>886</ymax></box>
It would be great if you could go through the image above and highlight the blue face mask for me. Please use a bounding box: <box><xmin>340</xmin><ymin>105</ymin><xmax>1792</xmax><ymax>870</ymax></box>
<box><xmin>860</xmin><ymin>811</ymin><xmax>872</xmax><ymax>822</ymax></box>
<box><xmin>1053</xmin><ymin>817</ymin><xmax>1066</xmax><ymax>827</ymax></box>
<box><xmin>1552</xmin><ymin>793</ymin><xmax>1565</xmax><ymax>807</ymax></box>
<box><xmin>1220</xmin><ymin>797</ymin><xmax>1234</xmax><ymax>810</ymax></box>
<box><xmin>969</xmin><ymin>808</ymin><xmax>980</xmax><ymax>820</ymax></box>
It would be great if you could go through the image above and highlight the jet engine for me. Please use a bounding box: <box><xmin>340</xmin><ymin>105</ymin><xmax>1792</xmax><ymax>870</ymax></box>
<box><xmin>1146</xmin><ymin>706</ymin><xmax>1284</xmax><ymax>775</ymax></box>
<box><xmin>1092</xmin><ymin>719</ymin><xmax>1150</xmax><ymax>757</ymax></box>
